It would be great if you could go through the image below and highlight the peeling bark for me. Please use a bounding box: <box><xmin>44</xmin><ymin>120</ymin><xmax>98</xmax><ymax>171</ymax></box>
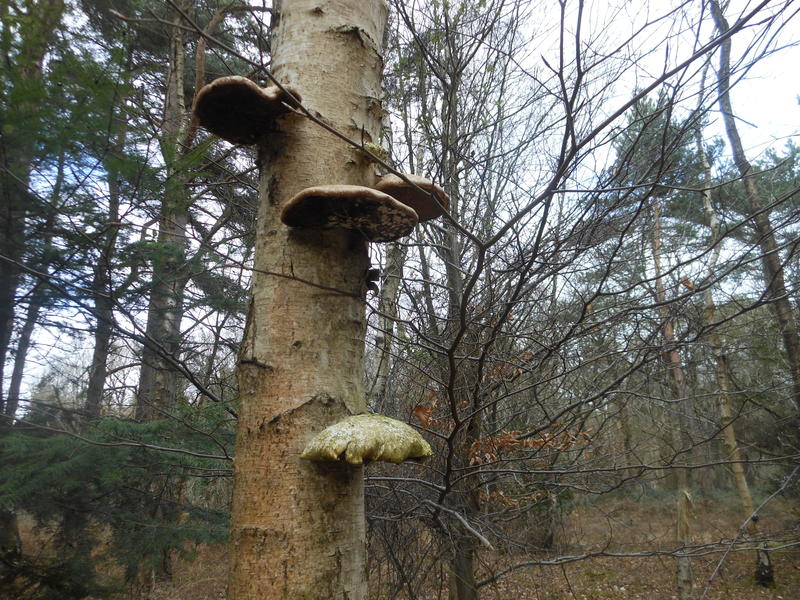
<box><xmin>227</xmin><ymin>2</ymin><xmax>388</xmax><ymax>598</ymax></box>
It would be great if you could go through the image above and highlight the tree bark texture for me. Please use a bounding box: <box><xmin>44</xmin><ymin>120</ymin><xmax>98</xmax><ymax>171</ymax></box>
<box><xmin>228</xmin><ymin>2</ymin><xmax>388</xmax><ymax>599</ymax></box>
<box><xmin>710</xmin><ymin>0</ymin><xmax>800</xmax><ymax>414</ymax></box>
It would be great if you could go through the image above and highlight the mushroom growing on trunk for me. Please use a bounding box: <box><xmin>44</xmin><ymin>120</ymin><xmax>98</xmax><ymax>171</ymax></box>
<box><xmin>301</xmin><ymin>414</ymin><xmax>432</xmax><ymax>465</ymax></box>
<box><xmin>281</xmin><ymin>184</ymin><xmax>419</xmax><ymax>242</ymax></box>
<box><xmin>375</xmin><ymin>173</ymin><xmax>449</xmax><ymax>221</ymax></box>
<box><xmin>193</xmin><ymin>76</ymin><xmax>302</xmax><ymax>144</ymax></box>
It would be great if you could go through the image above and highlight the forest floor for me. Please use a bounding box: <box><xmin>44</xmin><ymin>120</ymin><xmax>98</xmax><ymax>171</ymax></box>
<box><xmin>151</xmin><ymin>542</ymin><xmax>800</xmax><ymax>600</ymax></box>
<box><xmin>143</xmin><ymin>494</ymin><xmax>800</xmax><ymax>600</ymax></box>
<box><xmin>149</xmin><ymin>543</ymin><xmax>800</xmax><ymax>600</ymax></box>
<box><xmin>471</xmin><ymin>494</ymin><xmax>800</xmax><ymax>600</ymax></box>
<box><xmin>20</xmin><ymin>494</ymin><xmax>797</xmax><ymax>599</ymax></box>
<box><xmin>479</xmin><ymin>548</ymin><xmax>800</xmax><ymax>600</ymax></box>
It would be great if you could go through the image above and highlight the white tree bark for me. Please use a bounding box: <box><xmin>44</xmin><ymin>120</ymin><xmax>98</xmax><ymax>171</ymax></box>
<box><xmin>228</xmin><ymin>1</ymin><xmax>388</xmax><ymax>599</ymax></box>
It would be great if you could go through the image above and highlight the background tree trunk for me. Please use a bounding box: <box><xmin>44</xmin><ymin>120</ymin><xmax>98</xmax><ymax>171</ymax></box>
<box><xmin>5</xmin><ymin>285</ymin><xmax>43</xmax><ymax>420</ymax></box>
<box><xmin>369</xmin><ymin>242</ymin><xmax>406</xmax><ymax>412</ymax></box>
<box><xmin>710</xmin><ymin>0</ymin><xmax>800</xmax><ymax>415</ymax></box>
<box><xmin>130</xmin><ymin>7</ymin><xmax>191</xmax><ymax>595</ymax></box>
<box><xmin>652</xmin><ymin>200</ymin><xmax>694</xmax><ymax>600</ymax></box>
<box><xmin>134</xmin><ymin>3</ymin><xmax>190</xmax><ymax>423</ymax></box>
<box><xmin>694</xmin><ymin>84</ymin><xmax>773</xmax><ymax>586</ymax></box>
<box><xmin>0</xmin><ymin>0</ymin><xmax>64</xmax><ymax>414</ymax></box>
<box><xmin>227</xmin><ymin>1</ymin><xmax>388</xmax><ymax>598</ymax></box>
<box><xmin>86</xmin><ymin>90</ymin><xmax>128</xmax><ymax>418</ymax></box>
<box><xmin>0</xmin><ymin>0</ymin><xmax>65</xmax><ymax>575</ymax></box>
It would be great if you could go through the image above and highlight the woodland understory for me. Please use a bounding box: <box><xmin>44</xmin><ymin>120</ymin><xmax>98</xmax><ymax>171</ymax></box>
<box><xmin>0</xmin><ymin>1</ymin><xmax>799</xmax><ymax>599</ymax></box>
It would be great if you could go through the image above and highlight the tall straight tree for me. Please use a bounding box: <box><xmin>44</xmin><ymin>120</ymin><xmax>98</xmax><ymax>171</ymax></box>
<box><xmin>0</xmin><ymin>0</ymin><xmax>65</xmax><ymax>568</ymax></box>
<box><xmin>651</xmin><ymin>199</ymin><xmax>695</xmax><ymax>600</ymax></box>
<box><xmin>227</xmin><ymin>1</ymin><xmax>388</xmax><ymax>598</ymax></box>
<box><xmin>134</xmin><ymin>1</ymin><xmax>191</xmax><ymax>422</ymax></box>
<box><xmin>0</xmin><ymin>0</ymin><xmax>65</xmax><ymax>415</ymax></box>
<box><xmin>691</xmin><ymin>78</ymin><xmax>774</xmax><ymax>584</ymax></box>
<box><xmin>710</xmin><ymin>0</ymin><xmax>800</xmax><ymax>415</ymax></box>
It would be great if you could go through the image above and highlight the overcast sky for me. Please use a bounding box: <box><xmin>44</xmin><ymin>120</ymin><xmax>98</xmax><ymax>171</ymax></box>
<box><xmin>722</xmin><ymin>36</ymin><xmax>799</xmax><ymax>156</ymax></box>
<box><xmin>700</xmin><ymin>0</ymin><xmax>798</xmax><ymax>156</ymax></box>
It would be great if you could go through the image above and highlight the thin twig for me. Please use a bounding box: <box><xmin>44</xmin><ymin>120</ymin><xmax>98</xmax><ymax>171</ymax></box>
<box><xmin>422</xmin><ymin>499</ymin><xmax>494</xmax><ymax>550</ymax></box>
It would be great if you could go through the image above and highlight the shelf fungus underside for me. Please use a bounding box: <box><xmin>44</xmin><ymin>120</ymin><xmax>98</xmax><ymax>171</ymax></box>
<box><xmin>281</xmin><ymin>185</ymin><xmax>418</xmax><ymax>243</ymax></box>
<box><xmin>300</xmin><ymin>414</ymin><xmax>432</xmax><ymax>465</ymax></box>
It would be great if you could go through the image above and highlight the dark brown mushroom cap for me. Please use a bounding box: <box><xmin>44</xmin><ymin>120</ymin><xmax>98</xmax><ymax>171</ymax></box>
<box><xmin>192</xmin><ymin>76</ymin><xmax>301</xmax><ymax>145</ymax></box>
<box><xmin>374</xmin><ymin>173</ymin><xmax>449</xmax><ymax>221</ymax></box>
<box><xmin>281</xmin><ymin>185</ymin><xmax>418</xmax><ymax>242</ymax></box>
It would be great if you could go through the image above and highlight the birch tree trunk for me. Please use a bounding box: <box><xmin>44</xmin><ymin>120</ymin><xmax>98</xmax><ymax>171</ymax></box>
<box><xmin>693</xmin><ymin>88</ymin><xmax>773</xmax><ymax>586</ymax></box>
<box><xmin>228</xmin><ymin>1</ymin><xmax>388</xmax><ymax>598</ymax></box>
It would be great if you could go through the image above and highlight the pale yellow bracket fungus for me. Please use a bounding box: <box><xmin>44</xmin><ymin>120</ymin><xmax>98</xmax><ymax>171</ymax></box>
<box><xmin>361</xmin><ymin>141</ymin><xmax>390</xmax><ymax>164</ymax></box>
<box><xmin>300</xmin><ymin>414</ymin><xmax>432</xmax><ymax>465</ymax></box>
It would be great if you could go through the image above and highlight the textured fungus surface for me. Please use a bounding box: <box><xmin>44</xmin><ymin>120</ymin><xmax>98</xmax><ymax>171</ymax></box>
<box><xmin>281</xmin><ymin>185</ymin><xmax>418</xmax><ymax>242</ymax></box>
<box><xmin>301</xmin><ymin>414</ymin><xmax>433</xmax><ymax>465</ymax></box>
<box><xmin>375</xmin><ymin>173</ymin><xmax>449</xmax><ymax>221</ymax></box>
<box><xmin>192</xmin><ymin>75</ymin><xmax>301</xmax><ymax>144</ymax></box>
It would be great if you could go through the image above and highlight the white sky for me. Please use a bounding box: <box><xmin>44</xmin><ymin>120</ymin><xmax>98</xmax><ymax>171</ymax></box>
<box><xmin>695</xmin><ymin>0</ymin><xmax>799</xmax><ymax>156</ymax></box>
<box><xmin>722</xmin><ymin>38</ymin><xmax>799</xmax><ymax>156</ymax></box>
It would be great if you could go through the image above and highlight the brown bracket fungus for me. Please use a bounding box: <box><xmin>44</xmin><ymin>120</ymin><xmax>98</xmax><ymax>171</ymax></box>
<box><xmin>300</xmin><ymin>414</ymin><xmax>433</xmax><ymax>466</ymax></box>
<box><xmin>375</xmin><ymin>173</ymin><xmax>450</xmax><ymax>221</ymax></box>
<box><xmin>281</xmin><ymin>184</ymin><xmax>419</xmax><ymax>242</ymax></box>
<box><xmin>192</xmin><ymin>76</ymin><xmax>302</xmax><ymax>145</ymax></box>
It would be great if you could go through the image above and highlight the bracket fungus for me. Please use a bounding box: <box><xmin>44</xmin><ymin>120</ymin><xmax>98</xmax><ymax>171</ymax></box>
<box><xmin>281</xmin><ymin>184</ymin><xmax>419</xmax><ymax>242</ymax></box>
<box><xmin>300</xmin><ymin>414</ymin><xmax>432</xmax><ymax>466</ymax></box>
<box><xmin>375</xmin><ymin>173</ymin><xmax>449</xmax><ymax>221</ymax></box>
<box><xmin>192</xmin><ymin>76</ymin><xmax>301</xmax><ymax>144</ymax></box>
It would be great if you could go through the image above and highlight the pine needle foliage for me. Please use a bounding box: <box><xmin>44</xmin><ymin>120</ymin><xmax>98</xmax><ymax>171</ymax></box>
<box><xmin>0</xmin><ymin>413</ymin><xmax>232</xmax><ymax>599</ymax></box>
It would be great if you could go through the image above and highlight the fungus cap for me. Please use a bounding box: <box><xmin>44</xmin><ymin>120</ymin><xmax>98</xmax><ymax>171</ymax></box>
<box><xmin>375</xmin><ymin>173</ymin><xmax>449</xmax><ymax>221</ymax></box>
<box><xmin>281</xmin><ymin>185</ymin><xmax>418</xmax><ymax>242</ymax></box>
<box><xmin>192</xmin><ymin>76</ymin><xmax>301</xmax><ymax>144</ymax></box>
<box><xmin>300</xmin><ymin>414</ymin><xmax>433</xmax><ymax>465</ymax></box>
